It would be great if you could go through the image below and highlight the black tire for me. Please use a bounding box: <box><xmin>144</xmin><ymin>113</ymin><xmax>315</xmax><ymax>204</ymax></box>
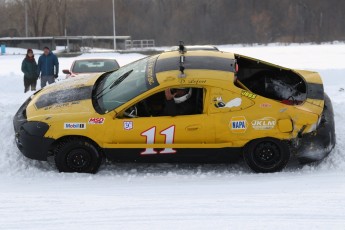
<box><xmin>243</xmin><ymin>138</ymin><xmax>290</xmax><ymax>173</ymax></box>
<box><xmin>54</xmin><ymin>138</ymin><xmax>102</xmax><ymax>173</ymax></box>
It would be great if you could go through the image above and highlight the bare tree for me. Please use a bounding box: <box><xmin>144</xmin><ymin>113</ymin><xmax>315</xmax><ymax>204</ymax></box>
<box><xmin>2</xmin><ymin>0</ymin><xmax>345</xmax><ymax>45</ymax></box>
<box><xmin>22</xmin><ymin>0</ymin><xmax>55</xmax><ymax>36</ymax></box>
<box><xmin>54</xmin><ymin>0</ymin><xmax>68</xmax><ymax>35</ymax></box>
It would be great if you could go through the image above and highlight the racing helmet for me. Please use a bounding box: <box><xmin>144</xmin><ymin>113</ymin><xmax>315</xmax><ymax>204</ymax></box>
<box><xmin>172</xmin><ymin>88</ymin><xmax>192</xmax><ymax>104</ymax></box>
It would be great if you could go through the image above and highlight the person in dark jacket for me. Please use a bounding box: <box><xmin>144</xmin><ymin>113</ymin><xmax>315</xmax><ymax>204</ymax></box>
<box><xmin>37</xmin><ymin>46</ymin><xmax>59</xmax><ymax>88</ymax></box>
<box><xmin>163</xmin><ymin>88</ymin><xmax>194</xmax><ymax>116</ymax></box>
<box><xmin>21</xmin><ymin>48</ymin><xmax>38</xmax><ymax>93</ymax></box>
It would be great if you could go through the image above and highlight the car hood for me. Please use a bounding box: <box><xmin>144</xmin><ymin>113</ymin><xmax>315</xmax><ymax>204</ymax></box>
<box><xmin>26</xmin><ymin>74</ymin><xmax>100</xmax><ymax>121</ymax></box>
<box><xmin>67</xmin><ymin>73</ymin><xmax>100</xmax><ymax>78</ymax></box>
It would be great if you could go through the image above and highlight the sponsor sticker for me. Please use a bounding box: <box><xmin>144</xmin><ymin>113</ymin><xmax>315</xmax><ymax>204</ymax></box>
<box><xmin>178</xmin><ymin>79</ymin><xmax>207</xmax><ymax>84</ymax></box>
<box><xmin>260</xmin><ymin>103</ymin><xmax>272</xmax><ymax>108</ymax></box>
<box><xmin>64</xmin><ymin>123</ymin><xmax>86</xmax><ymax>129</ymax></box>
<box><xmin>145</xmin><ymin>56</ymin><xmax>159</xmax><ymax>89</ymax></box>
<box><xmin>44</xmin><ymin>101</ymin><xmax>80</xmax><ymax>110</ymax></box>
<box><xmin>123</xmin><ymin>121</ymin><xmax>133</xmax><ymax>130</ymax></box>
<box><xmin>230</xmin><ymin>116</ymin><xmax>247</xmax><ymax>133</ymax></box>
<box><xmin>251</xmin><ymin>117</ymin><xmax>276</xmax><ymax>130</ymax></box>
<box><xmin>214</xmin><ymin>96</ymin><xmax>242</xmax><ymax>108</ymax></box>
<box><xmin>241</xmin><ymin>90</ymin><xmax>257</xmax><ymax>99</ymax></box>
<box><xmin>88</xmin><ymin>117</ymin><xmax>105</xmax><ymax>124</ymax></box>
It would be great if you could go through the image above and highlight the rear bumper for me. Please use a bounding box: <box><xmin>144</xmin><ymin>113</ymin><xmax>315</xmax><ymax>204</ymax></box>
<box><xmin>297</xmin><ymin>93</ymin><xmax>336</xmax><ymax>163</ymax></box>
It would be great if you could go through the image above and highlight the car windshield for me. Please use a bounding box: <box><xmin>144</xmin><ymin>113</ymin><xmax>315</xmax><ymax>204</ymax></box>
<box><xmin>93</xmin><ymin>55</ymin><xmax>159</xmax><ymax>114</ymax></box>
<box><xmin>72</xmin><ymin>59</ymin><xmax>119</xmax><ymax>73</ymax></box>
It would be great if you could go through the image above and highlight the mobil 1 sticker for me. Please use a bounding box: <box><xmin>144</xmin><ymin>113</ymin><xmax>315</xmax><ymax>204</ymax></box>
<box><xmin>64</xmin><ymin>123</ymin><xmax>86</xmax><ymax>129</ymax></box>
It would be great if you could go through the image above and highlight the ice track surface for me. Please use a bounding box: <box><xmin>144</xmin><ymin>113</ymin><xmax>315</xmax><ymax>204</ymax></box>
<box><xmin>0</xmin><ymin>44</ymin><xmax>344</xmax><ymax>229</ymax></box>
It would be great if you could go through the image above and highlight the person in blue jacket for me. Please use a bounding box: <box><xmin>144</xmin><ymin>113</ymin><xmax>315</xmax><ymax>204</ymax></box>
<box><xmin>37</xmin><ymin>46</ymin><xmax>59</xmax><ymax>88</ymax></box>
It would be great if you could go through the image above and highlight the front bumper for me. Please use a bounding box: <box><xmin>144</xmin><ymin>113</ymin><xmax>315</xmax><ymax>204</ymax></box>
<box><xmin>13</xmin><ymin>97</ymin><xmax>55</xmax><ymax>161</ymax></box>
<box><xmin>297</xmin><ymin>93</ymin><xmax>336</xmax><ymax>163</ymax></box>
<box><xmin>15</xmin><ymin>128</ymin><xmax>55</xmax><ymax>161</ymax></box>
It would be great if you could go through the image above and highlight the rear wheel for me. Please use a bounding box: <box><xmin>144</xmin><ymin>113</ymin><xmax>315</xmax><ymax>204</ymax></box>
<box><xmin>243</xmin><ymin>138</ymin><xmax>290</xmax><ymax>173</ymax></box>
<box><xmin>54</xmin><ymin>137</ymin><xmax>102</xmax><ymax>173</ymax></box>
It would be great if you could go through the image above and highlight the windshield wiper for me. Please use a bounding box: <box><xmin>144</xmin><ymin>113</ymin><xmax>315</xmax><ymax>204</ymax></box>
<box><xmin>96</xmin><ymin>69</ymin><xmax>133</xmax><ymax>100</ymax></box>
<box><xmin>109</xmin><ymin>70</ymin><xmax>133</xmax><ymax>89</ymax></box>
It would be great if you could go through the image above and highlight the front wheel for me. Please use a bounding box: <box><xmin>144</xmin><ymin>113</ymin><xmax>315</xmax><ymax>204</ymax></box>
<box><xmin>54</xmin><ymin>138</ymin><xmax>102</xmax><ymax>173</ymax></box>
<box><xmin>243</xmin><ymin>138</ymin><xmax>290</xmax><ymax>173</ymax></box>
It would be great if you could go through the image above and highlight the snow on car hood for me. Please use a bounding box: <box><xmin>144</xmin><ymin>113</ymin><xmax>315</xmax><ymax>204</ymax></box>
<box><xmin>34</xmin><ymin>86</ymin><xmax>92</xmax><ymax>109</ymax></box>
<box><xmin>26</xmin><ymin>74</ymin><xmax>100</xmax><ymax>120</ymax></box>
<box><xmin>67</xmin><ymin>72</ymin><xmax>100</xmax><ymax>79</ymax></box>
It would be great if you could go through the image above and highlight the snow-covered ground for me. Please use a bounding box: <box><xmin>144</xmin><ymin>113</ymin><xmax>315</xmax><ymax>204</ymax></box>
<box><xmin>0</xmin><ymin>43</ymin><xmax>344</xmax><ymax>229</ymax></box>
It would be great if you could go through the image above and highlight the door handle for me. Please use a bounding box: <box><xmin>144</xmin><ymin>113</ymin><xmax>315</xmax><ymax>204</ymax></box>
<box><xmin>186</xmin><ymin>125</ymin><xmax>200</xmax><ymax>131</ymax></box>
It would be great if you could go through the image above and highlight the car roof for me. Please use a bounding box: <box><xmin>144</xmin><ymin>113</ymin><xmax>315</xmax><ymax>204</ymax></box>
<box><xmin>155</xmin><ymin>50</ymin><xmax>236</xmax><ymax>74</ymax></box>
<box><xmin>168</xmin><ymin>45</ymin><xmax>219</xmax><ymax>51</ymax></box>
<box><xmin>73</xmin><ymin>58</ymin><xmax>118</xmax><ymax>62</ymax></box>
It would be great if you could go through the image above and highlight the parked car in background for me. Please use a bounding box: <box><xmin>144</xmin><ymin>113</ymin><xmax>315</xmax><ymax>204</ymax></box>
<box><xmin>63</xmin><ymin>58</ymin><xmax>120</xmax><ymax>78</ymax></box>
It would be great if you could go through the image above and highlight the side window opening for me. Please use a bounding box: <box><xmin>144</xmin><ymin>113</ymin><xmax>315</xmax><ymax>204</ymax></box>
<box><xmin>235</xmin><ymin>55</ymin><xmax>307</xmax><ymax>105</ymax></box>
<box><xmin>121</xmin><ymin>87</ymin><xmax>205</xmax><ymax>118</ymax></box>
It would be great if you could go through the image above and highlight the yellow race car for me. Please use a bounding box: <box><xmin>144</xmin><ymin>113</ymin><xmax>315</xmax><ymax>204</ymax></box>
<box><xmin>13</xmin><ymin>43</ymin><xmax>335</xmax><ymax>173</ymax></box>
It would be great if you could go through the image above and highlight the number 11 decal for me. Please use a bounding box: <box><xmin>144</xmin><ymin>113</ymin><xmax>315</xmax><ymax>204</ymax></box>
<box><xmin>160</xmin><ymin>126</ymin><xmax>176</xmax><ymax>154</ymax></box>
<box><xmin>141</xmin><ymin>125</ymin><xmax>176</xmax><ymax>155</ymax></box>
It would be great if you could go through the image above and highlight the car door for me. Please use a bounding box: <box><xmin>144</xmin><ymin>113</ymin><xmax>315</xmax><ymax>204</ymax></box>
<box><xmin>104</xmin><ymin>88</ymin><xmax>215</xmax><ymax>156</ymax></box>
<box><xmin>208</xmin><ymin>87</ymin><xmax>255</xmax><ymax>145</ymax></box>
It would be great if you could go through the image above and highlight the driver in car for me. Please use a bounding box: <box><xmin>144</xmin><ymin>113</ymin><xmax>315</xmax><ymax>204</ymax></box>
<box><xmin>163</xmin><ymin>88</ymin><xmax>194</xmax><ymax>116</ymax></box>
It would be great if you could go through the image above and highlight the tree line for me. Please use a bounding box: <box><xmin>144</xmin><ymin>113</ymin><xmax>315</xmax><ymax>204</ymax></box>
<box><xmin>1</xmin><ymin>0</ymin><xmax>345</xmax><ymax>46</ymax></box>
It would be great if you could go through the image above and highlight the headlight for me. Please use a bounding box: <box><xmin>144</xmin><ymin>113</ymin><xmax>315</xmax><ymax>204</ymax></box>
<box><xmin>21</xmin><ymin>121</ymin><xmax>49</xmax><ymax>137</ymax></box>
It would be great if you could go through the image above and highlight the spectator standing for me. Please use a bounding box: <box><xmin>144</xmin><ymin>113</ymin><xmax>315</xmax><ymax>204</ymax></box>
<box><xmin>38</xmin><ymin>47</ymin><xmax>59</xmax><ymax>88</ymax></box>
<box><xmin>21</xmin><ymin>48</ymin><xmax>38</xmax><ymax>93</ymax></box>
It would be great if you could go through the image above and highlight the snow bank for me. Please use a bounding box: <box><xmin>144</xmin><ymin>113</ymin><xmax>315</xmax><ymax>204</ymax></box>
<box><xmin>0</xmin><ymin>44</ymin><xmax>344</xmax><ymax>229</ymax></box>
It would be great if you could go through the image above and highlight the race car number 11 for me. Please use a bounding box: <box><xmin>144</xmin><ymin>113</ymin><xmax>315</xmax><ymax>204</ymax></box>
<box><xmin>141</xmin><ymin>125</ymin><xmax>176</xmax><ymax>154</ymax></box>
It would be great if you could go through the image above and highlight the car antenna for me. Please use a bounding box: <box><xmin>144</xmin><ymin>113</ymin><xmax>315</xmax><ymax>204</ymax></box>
<box><xmin>178</xmin><ymin>41</ymin><xmax>186</xmax><ymax>78</ymax></box>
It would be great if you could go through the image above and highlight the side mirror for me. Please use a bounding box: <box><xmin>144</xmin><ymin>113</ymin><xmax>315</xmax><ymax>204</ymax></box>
<box><xmin>62</xmin><ymin>69</ymin><xmax>71</xmax><ymax>74</ymax></box>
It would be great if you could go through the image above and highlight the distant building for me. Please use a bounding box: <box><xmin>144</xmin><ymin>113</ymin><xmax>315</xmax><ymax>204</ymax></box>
<box><xmin>0</xmin><ymin>36</ymin><xmax>131</xmax><ymax>51</ymax></box>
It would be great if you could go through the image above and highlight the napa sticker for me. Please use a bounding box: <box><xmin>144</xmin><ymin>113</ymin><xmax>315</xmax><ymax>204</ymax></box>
<box><xmin>88</xmin><ymin>118</ymin><xmax>105</xmax><ymax>124</ymax></box>
<box><xmin>230</xmin><ymin>116</ymin><xmax>247</xmax><ymax>133</ymax></box>
<box><xmin>64</xmin><ymin>123</ymin><xmax>86</xmax><ymax>129</ymax></box>
<box><xmin>251</xmin><ymin>117</ymin><xmax>276</xmax><ymax>130</ymax></box>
